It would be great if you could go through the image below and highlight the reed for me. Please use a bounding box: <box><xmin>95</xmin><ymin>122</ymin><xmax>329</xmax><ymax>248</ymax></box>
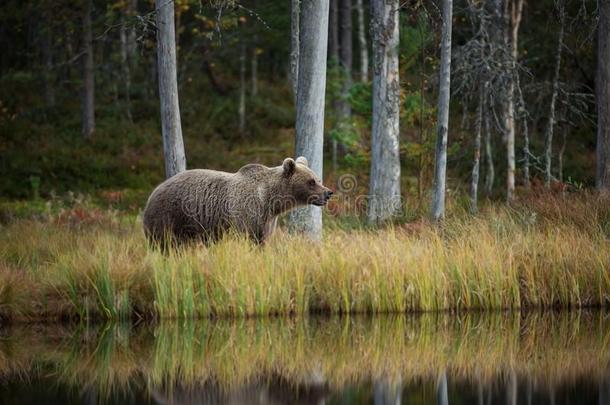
<box><xmin>1</xmin><ymin>193</ymin><xmax>609</xmax><ymax>321</ymax></box>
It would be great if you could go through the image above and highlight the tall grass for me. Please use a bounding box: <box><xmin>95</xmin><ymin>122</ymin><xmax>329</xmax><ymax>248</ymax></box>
<box><xmin>1</xmin><ymin>194</ymin><xmax>609</xmax><ymax>321</ymax></box>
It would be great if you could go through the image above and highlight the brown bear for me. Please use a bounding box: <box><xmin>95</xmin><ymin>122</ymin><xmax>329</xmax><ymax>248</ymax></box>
<box><xmin>143</xmin><ymin>156</ymin><xmax>333</xmax><ymax>247</ymax></box>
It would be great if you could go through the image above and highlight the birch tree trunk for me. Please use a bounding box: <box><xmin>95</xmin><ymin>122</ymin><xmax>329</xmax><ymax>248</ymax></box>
<box><xmin>156</xmin><ymin>0</ymin><xmax>186</xmax><ymax>178</ymax></box>
<box><xmin>239</xmin><ymin>41</ymin><xmax>246</xmax><ymax>135</ymax></box>
<box><xmin>505</xmin><ymin>0</ymin><xmax>524</xmax><ymax>201</ymax></box>
<box><xmin>471</xmin><ymin>83</ymin><xmax>485</xmax><ymax>213</ymax></box>
<box><xmin>356</xmin><ymin>0</ymin><xmax>369</xmax><ymax>82</ymax></box>
<box><xmin>471</xmin><ymin>5</ymin><xmax>487</xmax><ymax>213</ymax></box>
<box><xmin>431</xmin><ymin>0</ymin><xmax>453</xmax><ymax>221</ymax></box>
<box><xmin>290</xmin><ymin>0</ymin><xmax>300</xmax><ymax>100</ymax></box>
<box><xmin>484</xmin><ymin>106</ymin><xmax>495</xmax><ymax>196</ymax></box>
<box><xmin>367</xmin><ymin>0</ymin><xmax>401</xmax><ymax>224</ymax></box>
<box><xmin>544</xmin><ymin>3</ymin><xmax>565</xmax><ymax>188</ymax></box>
<box><xmin>597</xmin><ymin>0</ymin><xmax>610</xmax><ymax>192</ymax></box>
<box><xmin>436</xmin><ymin>370</ymin><xmax>449</xmax><ymax>405</ymax></box>
<box><xmin>373</xmin><ymin>379</ymin><xmax>403</xmax><ymax>405</ymax></box>
<box><xmin>81</xmin><ymin>0</ymin><xmax>95</xmax><ymax>139</ymax></box>
<box><xmin>517</xmin><ymin>73</ymin><xmax>531</xmax><ymax>188</ymax></box>
<box><xmin>289</xmin><ymin>0</ymin><xmax>330</xmax><ymax>239</ymax></box>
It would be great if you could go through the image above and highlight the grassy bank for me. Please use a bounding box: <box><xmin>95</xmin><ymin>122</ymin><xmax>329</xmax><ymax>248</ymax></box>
<box><xmin>0</xmin><ymin>313</ymin><xmax>608</xmax><ymax>397</ymax></box>
<box><xmin>1</xmin><ymin>193</ymin><xmax>610</xmax><ymax>321</ymax></box>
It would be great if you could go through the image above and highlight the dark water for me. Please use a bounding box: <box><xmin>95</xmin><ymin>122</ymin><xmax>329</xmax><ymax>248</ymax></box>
<box><xmin>1</xmin><ymin>312</ymin><xmax>609</xmax><ymax>404</ymax></box>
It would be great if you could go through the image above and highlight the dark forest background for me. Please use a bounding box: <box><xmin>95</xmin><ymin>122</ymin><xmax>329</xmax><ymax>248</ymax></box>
<box><xmin>0</xmin><ymin>0</ymin><xmax>598</xmax><ymax>211</ymax></box>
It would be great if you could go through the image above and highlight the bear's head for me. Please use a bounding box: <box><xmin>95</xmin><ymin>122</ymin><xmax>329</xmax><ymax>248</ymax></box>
<box><xmin>282</xmin><ymin>157</ymin><xmax>333</xmax><ymax>207</ymax></box>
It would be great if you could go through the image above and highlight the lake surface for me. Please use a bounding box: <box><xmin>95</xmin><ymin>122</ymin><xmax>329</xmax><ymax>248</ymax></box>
<box><xmin>0</xmin><ymin>312</ymin><xmax>609</xmax><ymax>404</ymax></box>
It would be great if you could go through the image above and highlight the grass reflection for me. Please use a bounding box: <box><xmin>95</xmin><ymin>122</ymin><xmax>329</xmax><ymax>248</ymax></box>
<box><xmin>0</xmin><ymin>312</ymin><xmax>609</xmax><ymax>401</ymax></box>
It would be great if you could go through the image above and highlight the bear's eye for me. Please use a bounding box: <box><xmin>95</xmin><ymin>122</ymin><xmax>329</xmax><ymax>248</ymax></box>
<box><xmin>308</xmin><ymin>179</ymin><xmax>316</xmax><ymax>187</ymax></box>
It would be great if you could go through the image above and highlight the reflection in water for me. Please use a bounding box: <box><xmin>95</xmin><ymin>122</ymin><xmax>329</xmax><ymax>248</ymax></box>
<box><xmin>0</xmin><ymin>312</ymin><xmax>609</xmax><ymax>404</ymax></box>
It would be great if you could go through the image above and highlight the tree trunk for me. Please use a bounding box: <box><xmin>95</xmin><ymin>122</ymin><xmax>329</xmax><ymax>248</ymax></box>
<box><xmin>471</xmin><ymin>5</ymin><xmax>487</xmax><ymax>213</ymax></box>
<box><xmin>558</xmin><ymin>122</ymin><xmax>568</xmax><ymax>183</ymax></box>
<box><xmin>597</xmin><ymin>0</ymin><xmax>610</xmax><ymax>192</ymax></box>
<box><xmin>127</xmin><ymin>0</ymin><xmax>138</xmax><ymax>62</ymax></box>
<box><xmin>81</xmin><ymin>0</ymin><xmax>95</xmax><ymax>138</ymax></box>
<box><xmin>437</xmin><ymin>371</ymin><xmax>448</xmax><ymax>405</ymax></box>
<box><xmin>516</xmin><ymin>73</ymin><xmax>531</xmax><ymax>188</ymax></box>
<box><xmin>290</xmin><ymin>0</ymin><xmax>300</xmax><ymax>100</ymax></box>
<box><xmin>156</xmin><ymin>0</ymin><xmax>186</xmax><ymax>178</ymax></box>
<box><xmin>338</xmin><ymin>0</ymin><xmax>352</xmax><ymax>120</ymax></box>
<box><xmin>289</xmin><ymin>0</ymin><xmax>330</xmax><ymax>239</ymax></box>
<box><xmin>431</xmin><ymin>0</ymin><xmax>453</xmax><ymax>221</ymax></box>
<box><xmin>484</xmin><ymin>105</ymin><xmax>495</xmax><ymax>196</ymax></box>
<box><xmin>544</xmin><ymin>2</ymin><xmax>565</xmax><ymax>188</ymax></box>
<box><xmin>239</xmin><ymin>41</ymin><xmax>246</xmax><ymax>135</ymax></box>
<box><xmin>120</xmin><ymin>9</ymin><xmax>133</xmax><ymax>122</ymax></box>
<box><xmin>329</xmin><ymin>0</ymin><xmax>339</xmax><ymax>64</ymax></box>
<box><xmin>373</xmin><ymin>379</ymin><xmax>403</xmax><ymax>405</ymax></box>
<box><xmin>505</xmin><ymin>0</ymin><xmax>524</xmax><ymax>201</ymax></box>
<box><xmin>471</xmin><ymin>83</ymin><xmax>485</xmax><ymax>213</ymax></box>
<box><xmin>356</xmin><ymin>0</ymin><xmax>368</xmax><ymax>82</ymax></box>
<box><xmin>367</xmin><ymin>0</ymin><xmax>401</xmax><ymax>224</ymax></box>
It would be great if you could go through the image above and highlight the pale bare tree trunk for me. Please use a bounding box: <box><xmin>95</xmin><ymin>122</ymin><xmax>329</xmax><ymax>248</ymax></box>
<box><xmin>356</xmin><ymin>0</ymin><xmax>368</xmax><ymax>82</ymax></box>
<box><xmin>156</xmin><ymin>0</ymin><xmax>186</xmax><ymax>178</ymax></box>
<box><xmin>120</xmin><ymin>9</ymin><xmax>133</xmax><ymax>122</ymax></box>
<box><xmin>597</xmin><ymin>0</ymin><xmax>610</xmax><ymax>192</ymax></box>
<box><xmin>431</xmin><ymin>0</ymin><xmax>453</xmax><ymax>221</ymax></box>
<box><xmin>368</xmin><ymin>0</ymin><xmax>401</xmax><ymax>224</ymax></box>
<box><xmin>544</xmin><ymin>2</ymin><xmax>565</xmax><ymax>188</ymax></box>
<box><xmin>517</xmin><ymin>74</ymin><xmax>531</xmax><ymax>188</ymax></box>
<box><xmin>289</xmin><ymin>0</ymin><xmax>330</xmax><ymax>239</ymax></box>
<box><xmin>437</xmin><ymin>370</ymin><xmax>448</xmax><ymax>405</ymax></box>
<box><xmin>471</xmin><ymin>5</ymin><xmax>487</xmax><ymax>213</ymax></box>
<box><xmin>505</xmin><ymin>0</ymin><xmax>524</xmax><ymax>201</ymax></box>
<box><xmin>471</xmin><ymin>83</ymin><xmax>485</xmax><ymax>213</ymax></box>
<box><xmin>558</xmin><ymin>119</ymin><xmax>568</xmax><ymax>183</ymax></box>
<box><xmin>484</xmin><ymin>105</ymin><xmax>495</xmax><ymax>196</ymax></box>
<box><xmin>373</xmin><ymin>378</ymin><xmax>403</xmax><ymax>405</ymax></box>
<box><xmin>239</xmin><ymin>41</ymin><xmax>246</xmax><ymax>135</ymax></box>
<box><xmin>81</xmin><ymin>0</ymin><xmax>95</xmax><ymax>138</ymax></box>
<box><xmin>290</xmin><ymin>0</ymin><xmax>300</xmax><ymax>100</ymax></box>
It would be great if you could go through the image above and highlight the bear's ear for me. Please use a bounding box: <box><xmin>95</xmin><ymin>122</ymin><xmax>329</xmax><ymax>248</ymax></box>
<box><xmin>295</xmin><ymin>156</ymin><xmax>309</xmax><ymax>167</ymax></box>
<box><xmin>282</xmin><ymin>158</ymin><xmax>296</xmax><ymax>177</ymax></box>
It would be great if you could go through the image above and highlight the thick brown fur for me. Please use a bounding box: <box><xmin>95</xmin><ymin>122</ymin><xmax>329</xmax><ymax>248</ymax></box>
<box><xmin>143</xmin><ymin>157</ymin><xmax>332</xmax><ymax>247</ymax></box>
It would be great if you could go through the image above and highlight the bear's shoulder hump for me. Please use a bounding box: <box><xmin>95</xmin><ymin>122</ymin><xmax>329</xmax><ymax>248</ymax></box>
<box><xmin>237</xmin><ymin>163</ymin><xmax>268</xmax><ymax>176</ymax></box>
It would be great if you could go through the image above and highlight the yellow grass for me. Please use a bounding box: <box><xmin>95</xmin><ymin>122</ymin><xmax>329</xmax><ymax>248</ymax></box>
<box><xmin>0</xmin><ymin>312</ymin><xmax>608</xmax><ymax>399</ymax></box>
<box><xmin>1</xmin><ymin>193</ymin><xmax>609</xmax><ymax>321</ymax></box>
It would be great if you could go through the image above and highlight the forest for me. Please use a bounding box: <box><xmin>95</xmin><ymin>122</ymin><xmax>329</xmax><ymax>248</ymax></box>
<box><xmin>0</xmin><ymin>0</ymin><xmax>609</xmax><ymax>320</ymax></box>
<box><xmin>2</xmin><ymin>1</ymin><xmax>610</xmax><ymax>403</ymax></box>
